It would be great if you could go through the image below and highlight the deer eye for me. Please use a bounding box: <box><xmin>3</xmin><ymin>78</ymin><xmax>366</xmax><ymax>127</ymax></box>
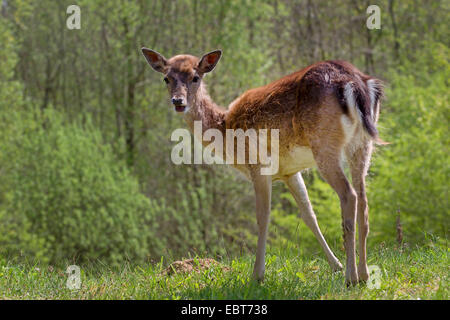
<box><xmin>192</xmin><ymin>76</ymin><xmax>200</xmax><ymax>83</ymax></box>
<box><xmin>163</xmin><ymin>77</ymin><xmax>169</xmax><ymax>84</ymax></box>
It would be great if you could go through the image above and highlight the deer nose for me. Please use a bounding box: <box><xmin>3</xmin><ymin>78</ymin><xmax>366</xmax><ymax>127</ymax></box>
<box><xmin>172</xmin><ymin>98</ymin><xmax>184</xmax><ymax>106</ymax></box>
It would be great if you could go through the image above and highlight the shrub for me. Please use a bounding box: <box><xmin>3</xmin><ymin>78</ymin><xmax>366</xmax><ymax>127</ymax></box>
<box><xmin>369</xmin><ymin>43</ymin><xmax>449</xmax><ymax>245</ymax></box>
<box><xmin>0</xmin><ymin>108</ymin><xmax>164</xmax><ymax>266</ymax></box>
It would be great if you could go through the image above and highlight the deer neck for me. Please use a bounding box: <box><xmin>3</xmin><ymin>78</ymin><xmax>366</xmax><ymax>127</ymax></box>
<box><xmin>183</xmin><ymin>84</ymin><xmax>226</xmax><ymax>141</ymax></box>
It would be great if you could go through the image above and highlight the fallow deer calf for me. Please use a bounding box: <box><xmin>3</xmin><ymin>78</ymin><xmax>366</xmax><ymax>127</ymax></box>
<box><xmin>142</xmin><ymin>48</ymin><xmax>384</xmax><ymax>285</ymax></box>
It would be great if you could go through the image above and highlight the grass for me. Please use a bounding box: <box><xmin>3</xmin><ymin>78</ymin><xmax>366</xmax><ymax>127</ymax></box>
<box><xmin>0</xmin><ymin>243</ymin><xmax>448</xmax><ymax>300</ymax></box>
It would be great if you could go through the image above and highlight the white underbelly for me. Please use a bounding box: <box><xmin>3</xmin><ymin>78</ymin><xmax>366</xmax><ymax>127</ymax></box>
<box><xmin>228</xmin><ymin>146</ymin><xmax>316</xmax><ymax>180</ymax></box>
<box><xmin>278</xmin><ymin>146</ymin><xmax>316</xmax><ymax>177</ymax></box>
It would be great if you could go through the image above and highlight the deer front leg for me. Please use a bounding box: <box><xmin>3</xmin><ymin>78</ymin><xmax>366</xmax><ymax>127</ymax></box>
<box><xmin>251</xmin><ymin>171</ymin><xmax>272</xmax><ymax>281</ymax></box>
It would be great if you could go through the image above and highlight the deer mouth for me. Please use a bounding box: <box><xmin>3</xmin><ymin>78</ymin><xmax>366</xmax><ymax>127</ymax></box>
<box><xmin>174</xmin><ymin>105</ymin><xmax>186</xmax><ymax>112</ymax></box>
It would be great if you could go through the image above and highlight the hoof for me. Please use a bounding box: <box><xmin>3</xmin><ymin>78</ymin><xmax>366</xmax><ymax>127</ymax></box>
<box><xmin>358</xmin><ymin>273</ymin><xmax>369</xmax><ymax>283</ymax></box>
<box><xmin>252</xmin><ymin>272</ymin><xmax>265</xmax><ymax>283</ymax></box>
<box><xmin>345</xmin><ymin>272</ymin><xmax>359</xmax><ymax>287</ymax></box>
<box><xmin>330</xmin><ymin>260</ymin><xmax>343</xmax><ymax>272</ymax></box>
<box><xmin>346</xmin><ymin>278</ymin><xmax>359</xmax><ymax>287</ymax></box>
<box><xmin>358</xmin><ymin>265</ymin><xmax>369</xmax><ymax>282</ymax></box>
<box><xmin>358</xmin><ymin>279</ymin><xmax>367</xmax><ymax>286</ymax></box>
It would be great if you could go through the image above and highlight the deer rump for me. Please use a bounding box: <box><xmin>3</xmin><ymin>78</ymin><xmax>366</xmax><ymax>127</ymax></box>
<box><xmin>300</xmin><ymin>60</ymin><xmax>384</xmax><ymax>142</ymax></box>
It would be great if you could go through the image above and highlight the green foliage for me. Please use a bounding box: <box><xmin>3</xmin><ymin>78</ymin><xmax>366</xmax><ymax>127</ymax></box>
<box><xmin>369</xmin><ymin>43</ymin><xmax>449</xmax><ymax>244</ymax></box>
<box><xmin>0</xmin><ymin>108</ymin><xmax>165</xmax><ymax>266</ymax></box>
<box><xmin>149</xmin><ymin>168</ymin><xmax>255</xmax><ymax>259</ymax></box>
<box><xmin>0</xmin><ymin>18</ymin><xmax>23</xmax><ymax>113</ymax></box>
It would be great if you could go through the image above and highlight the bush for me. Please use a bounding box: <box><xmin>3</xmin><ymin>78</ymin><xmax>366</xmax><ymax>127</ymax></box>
<box><xmin>0</xmin><ymin>108</ymin><xmax>164</xmax><ymax>266</ymax></box>
<box><xmin>369</xmin><ymin>43</ymin><xmax>449</xmax><ymax>245</ymax></box>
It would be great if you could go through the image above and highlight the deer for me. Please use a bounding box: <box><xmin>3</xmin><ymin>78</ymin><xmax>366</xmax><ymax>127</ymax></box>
<box><xmin>141</xmin><ymin>48</ymin><xmax>384</xmax><ymax>286</ymax></box>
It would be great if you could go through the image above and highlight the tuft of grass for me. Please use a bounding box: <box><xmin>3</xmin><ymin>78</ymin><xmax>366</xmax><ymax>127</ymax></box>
<box><xmin>0</xmin><ymin>244</ymin><xmax>448</xmax><ymax>300</ymax></box>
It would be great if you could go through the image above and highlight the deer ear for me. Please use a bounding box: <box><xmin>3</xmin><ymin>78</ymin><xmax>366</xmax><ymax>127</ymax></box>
<box><xmin>197</xmin><ymin>50</ymin><xmax>222</xmax><ymax>74</ymax></box>
<box><xmin>141</xmin><ymin>48</ymin><xmax>168</xmax><ymax>73</ymax></box>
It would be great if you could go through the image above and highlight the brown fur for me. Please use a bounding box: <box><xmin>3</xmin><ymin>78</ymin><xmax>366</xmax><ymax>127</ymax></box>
<box><xmin>142</xmin><ymin>48</ymin><xmax>384</xmax><ymax>286</ymax></box>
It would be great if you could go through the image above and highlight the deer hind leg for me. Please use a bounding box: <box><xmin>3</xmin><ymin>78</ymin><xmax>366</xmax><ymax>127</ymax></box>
<box><xmin>284</xmin><ymin>172</ymin><xmax>343</xmax><ymax>272</ymax></box>
<box><xmin>345</xmin><ymin>139</ymin><xmax>373</xmax><ymax>282</ymax></box>
<box><xmin>311</xmin><ymin>145</ymin><xmax>358</xmax><ymax>285</ymax></box>
<box><xmin>250</xmin><ymin>170</ymin><xmax>272</xmax><ymax>281</ymax></box>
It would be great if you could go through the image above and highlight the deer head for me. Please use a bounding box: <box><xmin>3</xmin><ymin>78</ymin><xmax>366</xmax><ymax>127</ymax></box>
<box><xmin>141</xmin><ymin>48</ymin><xmax>221</xmax><ymax>113</ymax></box>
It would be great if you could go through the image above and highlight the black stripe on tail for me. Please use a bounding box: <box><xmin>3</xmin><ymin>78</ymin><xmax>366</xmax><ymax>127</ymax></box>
<box><xmin>354</xmin><ymin>80</ymin><xmax>377</xmax><ymax>138</ymax></box>
<box><xmin>351</xmin><ymin>78</ymin><xmax>384</xmax><ymax>143</ymax></box>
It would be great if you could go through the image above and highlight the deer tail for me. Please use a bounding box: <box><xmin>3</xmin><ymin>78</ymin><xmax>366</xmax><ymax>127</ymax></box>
<box><xmin>343</xmin><ymin>78</ymin><xmax>388</xmax><ymax>145</ymax></box>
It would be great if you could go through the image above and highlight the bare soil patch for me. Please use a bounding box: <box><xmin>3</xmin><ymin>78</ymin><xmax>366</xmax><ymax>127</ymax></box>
<box><xmin>162</xmin><ymin>258</ymin><xmax>231</xmax><ymax>276</ymax></box>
